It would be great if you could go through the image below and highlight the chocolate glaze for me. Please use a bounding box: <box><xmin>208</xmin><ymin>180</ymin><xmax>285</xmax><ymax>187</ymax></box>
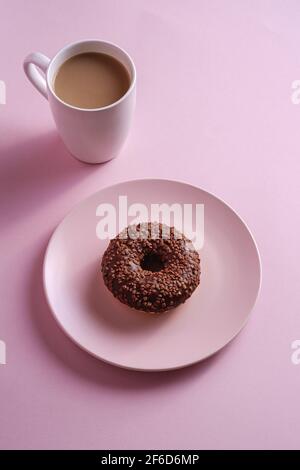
<box><xmin>101</xmin><ymin>222</ymin><xmax>201</xmax><ymax>313</ymax></box>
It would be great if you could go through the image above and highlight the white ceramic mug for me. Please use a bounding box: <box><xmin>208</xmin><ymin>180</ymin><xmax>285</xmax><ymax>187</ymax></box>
<box><xmin>24</xmin><ymin>40</ymin><xmax>136</xmax><ymax>164</ymax></box>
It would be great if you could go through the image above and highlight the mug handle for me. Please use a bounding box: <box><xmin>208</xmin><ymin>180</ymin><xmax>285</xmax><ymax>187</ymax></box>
<box><xmin>23</xmin><ymin>52</ymin><xmax>51</xmax><ymax>99</ymax></box>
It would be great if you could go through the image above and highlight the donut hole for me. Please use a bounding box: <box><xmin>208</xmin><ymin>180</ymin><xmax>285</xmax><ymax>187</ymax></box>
<box><xmin>141</xmin><ymin>252</ymin><xmax>164</xmax><ymax>272</ymax></box>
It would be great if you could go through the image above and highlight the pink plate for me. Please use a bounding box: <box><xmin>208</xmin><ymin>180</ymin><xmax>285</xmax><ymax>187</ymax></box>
<box><xmin>43</xmin><ymin>179</ymin><xmax>261</xmax><ymax>371</ymax></box>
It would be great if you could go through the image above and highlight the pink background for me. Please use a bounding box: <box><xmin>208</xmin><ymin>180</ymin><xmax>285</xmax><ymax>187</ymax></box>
<box><xmin>0</xmin><ymin>0</ymin><xmax>300</xmax><ymax>450</ymax></box>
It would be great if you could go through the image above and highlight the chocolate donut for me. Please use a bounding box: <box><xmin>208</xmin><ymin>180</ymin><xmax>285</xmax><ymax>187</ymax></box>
<box><xmin>101</xmin><ymin>222</ymin><xmax>200</xmax><ymax>313</ymax></box>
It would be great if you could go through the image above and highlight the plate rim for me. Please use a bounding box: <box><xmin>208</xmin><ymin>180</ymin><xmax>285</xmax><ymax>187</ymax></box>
<box><xmin>43</xmin><ymin>177</ymin><xmax>262</xmax><ymax>372</ymax></box>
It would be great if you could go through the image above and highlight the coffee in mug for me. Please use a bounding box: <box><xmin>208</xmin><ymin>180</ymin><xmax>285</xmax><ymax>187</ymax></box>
<box><xmin>54</xmin><ymin>52</ymin><xmax>131</xmax><ymax>109</ymax></box>
<box><xmin>24</xmin><ymin>40</ymin><xmax>136</xmax><ymax>163</ymax></box>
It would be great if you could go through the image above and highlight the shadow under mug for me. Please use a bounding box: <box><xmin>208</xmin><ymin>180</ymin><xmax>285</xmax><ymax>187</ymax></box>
<box><xmin>23</xmin><ymin>39</ymin><xmax>136</xmax><ymax>164</ymax></box>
